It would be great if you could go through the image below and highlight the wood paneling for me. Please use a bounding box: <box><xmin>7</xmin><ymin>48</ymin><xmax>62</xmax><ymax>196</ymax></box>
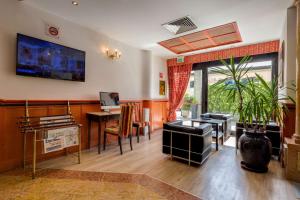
<box><xmin>282</xmin><ymin>103</ymin><xmax>296</xmax><ymax>138</ymax></box>
<box><xmin>152</xmin><ymin>102</ymin><xmax>163</xmax><ymax>130</ymax></box>
<box><xmin>284</xmin><ymin>137</ymin><xmax>300</xmax><ymax>182</ymax></box>
<box><xmin>81</xmin><ymin>104</ymin><xmax>100</xmax><ymax>149</ymax></box>
<box><xmin>143</xmin><ymin>100</ymin><xmax>169</xmax><ymax>131</ymax></box>
<box><xmin>0</xmin><ymin>99</ymin><xmax>168</xmax><ymax>172</ymax></box>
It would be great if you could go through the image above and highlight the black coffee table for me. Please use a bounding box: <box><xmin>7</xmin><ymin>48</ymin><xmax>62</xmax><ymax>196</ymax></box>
<box><xmin>191</xmin><ymin>118</ymin><xmax>225</xmax><ymax>151</ymax></box>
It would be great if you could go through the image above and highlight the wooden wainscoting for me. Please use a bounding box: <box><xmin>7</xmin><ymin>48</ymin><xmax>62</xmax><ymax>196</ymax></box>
<box><xmin>282</xmin><ymin>103</ymin><xmax>296</xmax><ymax>138</ymax></box>
<box><xmin>143</xmin><ymin>99</ymin><xmax>169</xmax><ymax>131</ymax></box>
<box><xmin>0</xmin><ymin>99</ymin><xmax>168</xmax><ymax>172</ymax></box>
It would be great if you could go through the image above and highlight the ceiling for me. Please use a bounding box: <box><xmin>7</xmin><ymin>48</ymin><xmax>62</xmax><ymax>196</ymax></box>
<box><xmin>24</xmin><ymin>0</ymin><xmax>293</xmax><ymax>58</ymax></box>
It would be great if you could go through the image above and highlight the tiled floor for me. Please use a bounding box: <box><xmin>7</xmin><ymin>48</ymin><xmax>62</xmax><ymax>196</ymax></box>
<box><xmin>0</xmin><ymin>169</ymin><xmax>200</xmax><ymax>200</ymax></box>
<box><xmin>224</xmin><ymin>136</ymin><xmax>236</xmax><ymax>147</ymax></box>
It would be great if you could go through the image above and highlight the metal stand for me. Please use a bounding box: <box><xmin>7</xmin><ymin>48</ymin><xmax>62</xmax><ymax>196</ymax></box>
<box><xmin>19</xmin><ymin>100</ymin><xmax>82</xmax><ymax>179</ymax></box>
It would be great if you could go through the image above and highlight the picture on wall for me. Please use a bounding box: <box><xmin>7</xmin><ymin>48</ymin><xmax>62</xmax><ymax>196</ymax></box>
<box><xmin>159</xmin><ymin>80</ymin><xmax>166</xmax><ymax>96</ymax></box>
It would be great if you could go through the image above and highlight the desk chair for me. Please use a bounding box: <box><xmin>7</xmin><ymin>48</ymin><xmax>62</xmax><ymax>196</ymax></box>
<box><xmin>103</xmin><ymin>104</ymin><xmax>134</xmax><ymax>155</ymax></box>
<box><xmin>131</xmin><ymin>103</ymin><xmax>151</xmax><ymax>143</ymax></box>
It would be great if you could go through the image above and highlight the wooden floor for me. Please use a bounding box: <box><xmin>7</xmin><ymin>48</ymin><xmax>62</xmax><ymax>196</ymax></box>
<box><xmin>37</xmin><ymin>130</ymin><xmax>296</xmax><ymax>200</ymax></box>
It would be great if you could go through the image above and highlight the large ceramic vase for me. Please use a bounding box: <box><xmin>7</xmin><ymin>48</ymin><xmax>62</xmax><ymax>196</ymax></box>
<box><xmin>239</xmin><ymin>130</ymin><xmax>272</xmax><ymax>173</ymax></box>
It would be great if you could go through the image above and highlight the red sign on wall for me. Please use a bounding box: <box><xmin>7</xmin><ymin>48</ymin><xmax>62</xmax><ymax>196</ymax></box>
<box><xmin>46</xmin><ymin>24</ymin><xmax>60</xmax><ymax>39</ymax></box>
<box><xmin>49</xmin><ymin>26</ymin><xmax>59</xmax><ymax>36</ymax></box>
<box><xmin>159</xmin><ymin>72</ymin><xmax>163</xmax><ymax>79</ymax></box>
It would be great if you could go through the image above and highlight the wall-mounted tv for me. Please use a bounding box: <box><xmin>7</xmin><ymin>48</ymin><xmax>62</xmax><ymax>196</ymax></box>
<box><xmin>16</xmin><ymin>34</ymin><xmax>85</xmax><ymax>82</ymax></box>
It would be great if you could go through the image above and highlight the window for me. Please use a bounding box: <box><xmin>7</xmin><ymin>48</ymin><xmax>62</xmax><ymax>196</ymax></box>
<box><xmin>190</xmin><ymin>81</ymin><xmax>194</xmax><ymax>88</ymax></box>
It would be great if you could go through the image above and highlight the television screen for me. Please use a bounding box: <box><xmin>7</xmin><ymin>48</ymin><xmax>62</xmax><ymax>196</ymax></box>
<box><xmin>100</xmin><ymin>92</ymin><xmax>120</xmax><ymax>106</ymax></box>
<box><xmin>16</xmin><ymin>34</ymin><xmax>85</xmax><ymax>82</ymax></box>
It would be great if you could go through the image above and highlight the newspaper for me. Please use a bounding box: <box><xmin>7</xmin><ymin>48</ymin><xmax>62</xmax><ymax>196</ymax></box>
<box><xmin>43</xmin><ymin>126</ymin><xmax>79</xmax><ymax>153</ymax></box>
<box><xmin>44</xmin><ymin>137</ymin><xmax>65</xmax><ymax>153</ymax></box>
<box><xmin>40</xmin><ymin>115</ymin><xmax>71</xmax><ymax>125</ymax></box>
<box><xmin>64</xmin><ymin>127</ymin><xmax>79</xmax><ymax>147</ymax></box>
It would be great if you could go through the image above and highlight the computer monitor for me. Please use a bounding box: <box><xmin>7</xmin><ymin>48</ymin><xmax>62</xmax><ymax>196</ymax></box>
<box><xmin>100</xmin><ymin>92</ymin><xmax>120</xmax><ymax>112</ymax></box>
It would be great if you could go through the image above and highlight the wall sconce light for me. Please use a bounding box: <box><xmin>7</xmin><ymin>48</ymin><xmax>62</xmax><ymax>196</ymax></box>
<box><xmin>105</xmin><ymin>48</ymin><xmax>122</xmax><ymax>60</ymax></box>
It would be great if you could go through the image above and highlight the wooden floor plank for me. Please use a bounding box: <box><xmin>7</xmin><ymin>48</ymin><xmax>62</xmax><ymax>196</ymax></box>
<box><xmin>36</xmin><ymin>130</ymin><xmax>296</xmax><ymax>200</ymax></box>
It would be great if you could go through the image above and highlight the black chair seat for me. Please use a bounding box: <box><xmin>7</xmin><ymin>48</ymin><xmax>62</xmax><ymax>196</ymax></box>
<box><xmin>162</xmin><ymin>120</ymin><xmax>213</xmax><ymax>165</ymax></box>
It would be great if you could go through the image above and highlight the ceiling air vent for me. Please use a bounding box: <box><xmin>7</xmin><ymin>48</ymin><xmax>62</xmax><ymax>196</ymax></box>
<box><xmin>162</xmin><ymin>16</ymin><xmax>197</xmax><ymax>35</ymax></box>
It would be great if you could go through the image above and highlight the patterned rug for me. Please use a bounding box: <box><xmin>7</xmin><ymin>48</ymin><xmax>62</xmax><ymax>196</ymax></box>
<box><xmin>0</xmin><ymin>169</ymin><xmax>201</xmax><ymax>200</ymax></box>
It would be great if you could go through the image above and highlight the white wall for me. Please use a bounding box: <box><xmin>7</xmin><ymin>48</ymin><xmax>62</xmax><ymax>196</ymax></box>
<box><xmin>150</xmin><ymin>54</ymin><xmax>168</xmax><ymax>99</ymax></box>
<box><xmin>0</xmin><ymin>0</ymin><xmax>167</xmax><ymax>100</ymax></box>
<box><xmin>280</xmin><ymin>7</ymin><xmax>296</xmax><ymax>100</ymax></box>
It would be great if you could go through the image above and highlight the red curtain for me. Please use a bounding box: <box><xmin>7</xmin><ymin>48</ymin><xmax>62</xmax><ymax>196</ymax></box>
<box><xmin>167</xmin><ymin>64</ymin><xmax>193</xmax><ymax>121</ymax></box>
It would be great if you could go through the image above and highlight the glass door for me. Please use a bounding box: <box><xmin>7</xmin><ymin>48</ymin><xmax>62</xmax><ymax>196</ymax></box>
<box><xmin>207</xmin><ymin>60</ymin><xmax>273</xmax><ymax>134</ymax></box>
<box><xmin>177</xmin><ymin>70</ymin><xmax>203</xmax><ymax>120</ymax></box>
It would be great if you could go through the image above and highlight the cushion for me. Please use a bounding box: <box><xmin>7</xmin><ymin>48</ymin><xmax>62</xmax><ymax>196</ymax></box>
<box><xmin>163</xmin><ymin>120</ymin><xmax>212</xmax><ymax>135</ymax></box>
<box><xmin>133</xmin><ymin>121</ymin><xmax>143</xmax><ymax>126</ymax></box>
<box><xmin>201</xmin><ymin>113</ymin><xmax>232</xmax><ymax>120</ymax></box>
<box><xmin>133</xmin><ymin>121</ymin><xmax>149</xmax><ymax>127</ymax></box>
<box><xmin>105</xmin><ymin>126</ymin><xmax>119</xmax><ymax>134</ymax></box>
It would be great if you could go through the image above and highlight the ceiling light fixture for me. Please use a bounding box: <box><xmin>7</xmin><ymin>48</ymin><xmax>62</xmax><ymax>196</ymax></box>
<box><xmin>72</xmin><ymin>1</ymin><xmax>79</xmax><ymax>6</ymax></box>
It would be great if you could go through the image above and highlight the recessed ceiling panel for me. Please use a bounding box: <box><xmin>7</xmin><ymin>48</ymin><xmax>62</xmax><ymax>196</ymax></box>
<box><xmin>190</xmin><ymin>39</ymin><xmax>213</xmax><ymax>49</ymax></box>
<box><xmin>207</xmin><ymin>23</ymin><xmax>236</xmax><ymax>37</ymax></box>
<box><xmin>160</xmin><ymin>39</ymin><xmax>183</xmax><ymax>47</ymax></box>
<box><xmin>182</xmin><ymin>32</ymin><xmax>207</xmax><ymax>43</ymax></box>
<box><xmin>158</xmin><ymin>22</ymin><xmax>242</xmax><ymax>54</ymax></box>
<box><xmin>213</xmin><ymin>33</ymin><xmax>240</xmax><ymax>44</ymax></box>
<box><xmin>170</xmin><ymin>44</ymin><xmax>191</xmax><ymax>53</ymax></box>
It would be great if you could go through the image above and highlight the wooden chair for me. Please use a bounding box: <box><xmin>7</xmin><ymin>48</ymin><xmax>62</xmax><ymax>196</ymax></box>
<box><xmin>131</xmin><ymin>103</ymin><xmax>151</xmax><ymax>143</ymax></box>
<box><xmin>103</xmin><ymin>104</ymin><xmax>134</xmax><ymax>155</ymax></box>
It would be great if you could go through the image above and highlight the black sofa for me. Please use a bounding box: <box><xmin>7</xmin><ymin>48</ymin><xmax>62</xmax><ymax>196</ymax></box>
<box><xmin>162</xmin><ymin>121</ymin><xmax>213</xmax><ymax>165</ymax></box>
<box><xmin>200</xmin><ymin>113</ymin><xmax>233</xmax><ymax>139</ymax></box>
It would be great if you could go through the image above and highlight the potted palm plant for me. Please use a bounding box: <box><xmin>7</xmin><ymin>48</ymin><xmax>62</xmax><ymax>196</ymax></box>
<box><xmin>212</xmin><ymin>56</ymin><xmax>294</xmax><ymax>172</ymax></box>
<box><xmin>239</xmin><ymin>74</ymin><xmax>294</xmax><ymax>172</ymax></box>
<box><xmin>211</xmin><ymin>56</ymin><xmax>252</xmax><ymax>121</ymax></box>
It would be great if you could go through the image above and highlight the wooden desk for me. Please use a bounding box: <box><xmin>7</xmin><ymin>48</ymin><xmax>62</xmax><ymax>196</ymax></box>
<box><xmin>86</xmin><ymin>111</ymin><xmax>121</xmax><ymax>154</ymax></box>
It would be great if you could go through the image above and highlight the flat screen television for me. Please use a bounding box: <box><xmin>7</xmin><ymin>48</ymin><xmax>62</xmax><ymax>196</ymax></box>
<box><xmin>16</xmin><ymin>34</ymin><xmax>85</xmax><ymax>82</ymax></box>
<box><xmin>100</xmin><ymin>92</ymin><xmax>120</xmax><ymax>111</ymax></box>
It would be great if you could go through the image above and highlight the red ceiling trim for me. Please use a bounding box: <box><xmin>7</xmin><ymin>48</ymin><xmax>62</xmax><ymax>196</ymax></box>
<box><xmin>167</xmin><ymin>40</ymin><xmax>280</xmax><ymax>67</ymax></box>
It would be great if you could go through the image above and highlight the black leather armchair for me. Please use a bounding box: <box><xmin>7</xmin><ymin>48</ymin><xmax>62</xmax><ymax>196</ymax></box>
<box><xmin>200</xmin><ymin>113</ymin><xmax>233</xmax><ymax>139</ymax></box>
<box><xmin>162</xmin><ymin>121</ymin><xmax>213</xmax><ymax>165</ymax></box>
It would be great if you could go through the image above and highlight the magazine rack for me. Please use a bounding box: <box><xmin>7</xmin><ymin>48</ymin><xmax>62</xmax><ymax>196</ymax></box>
<box><xmin>18</xmin><ymin>101</ymin><xmax>82</xmax><ymax>179</ymax></box>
